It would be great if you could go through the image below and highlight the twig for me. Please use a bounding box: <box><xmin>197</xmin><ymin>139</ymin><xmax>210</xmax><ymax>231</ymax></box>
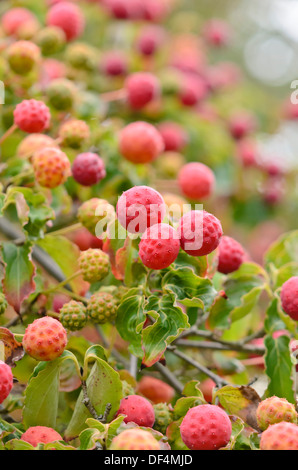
<box><xmin>154</xmin><ymin>362</ymin><xmax>184</xmax><ymax>394</ymax></box>
<box><xmin>175</xmin><ymin>339</ymin><xmax>265</xmax><ymax>355</ymax></box>
<box><xmin>81</xmin><ymin>379</ymin><xmax>112</xmax><ymax>423</ymax></box>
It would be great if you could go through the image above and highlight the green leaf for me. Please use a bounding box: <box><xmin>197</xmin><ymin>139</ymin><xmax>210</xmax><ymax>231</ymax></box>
<box><xmin>264</xmin><ymin>230</ymin><xmax>298</xmax><ymax>269</ymax></box>
<box><xmin>23</xmin><ymin>351</ymin><xmax>80</xmax><ymax>429</ymax></box>
<box><xmin>208</xmin><ymin>263</ymin><xmax>268</xmax><ymax>330</ymax></box>
<box><xmin>3</xmin><ymin>187</ymin><xmax>54</xmax><ymax>239</ymax></box>
<box><xmin>37</xmin><ymin>235</ymin><xmax>84</xmax><ymax>294</ymax></box>
<box><xmin>142</xmin><ymin>294</ymin><xmax>190</xmax><ymax>367</ymax></box>
<box><xmin>162</xmin><ymin>266</ymin><xmax>217</xmax><ymax>310</ymax></box>
<box><xmin>116</xmin><ymin>288</ymin><xmax>147</xmax><ymax>358</ymax></box>
<box><xmin>264</xmin><ymin>334</ymin><xmax>296</xmax><ymax>404</ymax></box>
<box><xmin>65</xmin><ymin>345</ymin><xmax>123</xmax><ymax>441</ymax></box>
<box><xmin>1</xmin><ymin>241</ymin><xmax>36</xmax><ymax>313</ymax></box>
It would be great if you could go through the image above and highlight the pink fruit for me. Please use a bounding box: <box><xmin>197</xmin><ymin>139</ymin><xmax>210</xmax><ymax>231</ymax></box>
<box><xmin>116</xmin><ymin>186</ymin><xmax>166</xmax><ymax>234</ymax></box>
<box><xmin>143</xmin><ymin>0</ymin><xmax>169</xmax><ymax>22</ymax></box>
<box><xmin>218</xmin><ymin>236</ymin><xmax>245</xmax><ymax>274</ymax></box>
<box><xmin>1</xmin><ymin>8</ymin><xmax>36</xmax><ymax>37</ymax></box>
<box><xmin>179</xmin><ymin>75</ymin><xmax>208</xmax><ymax>107</ymax></box>
<box><xmin>125</xmin><ymin>73</ymin><xmax>161</xmax><ymax>110</ymax></box>
<box><xmin>0</xmin><ymin>361</ymin><xmax>13</xmax><ymax>404</ymax></box>
<box><xmin>180</xmin><ymin>404</ymin><xmax>232</xmax><ymax>450</ymax></box>
<box><xmin>257</xmin><ymin>396</ymin><xmax>297</xmax><ymax>431</ymax></box>
<box><xmin>14</xmin><ymin>100</ymin><xmax>51</xmax><ymax>134</ymax></box>
<box><xmin>116</xmin><ymin>395</ymin><xmax>155</xmax><ymax>427</ymax></box>
<box><xmin>21</xmin><ymin>426</ymin><xmax>62</xmax><ymax>447</ymax></box>
<box><xmin>236</xmin><ymin>139</ymin><xmax>258</xmax><ymax>168</ymax></box>
<box><xmin>23</xmin><ymin>317</ymin><xmax>68</xmax><ymax>361</ymax></box>
<box><xmin>137</xmin><ymin>25</ymin><xmax>165</xmax><ymax>56</ymax></box>
<box><xmin>203</xmin><ymin>19</ymin><xmax>231</xmax><ymax>47</ymax></box>
<box><xmin>199</xmin><ymin>379</ymin><xmax>216</xmax><ymax>403</ymax></box>
<box><xmin>110</xmin><ymin>428</ymin><xmax>160</xmax><ymax>450</ymax></box>
<box><xmin>72</xmin><ymin>152</ymin><xmax>106</xmax><ymax>186</ymax></box>
<box><xmin>260</xmin><ymin>422</ymin><xmax>298</xmax><ymax>450</ymax></box>
<box><xmin>104</xmin><ymin>0</ymin><xmax>144</xmax><ymax>20</ymax></box>
<box><xmin>47</xmin><ymin>2</ymin><xmax>85</xmax><ymax>41</ymax></box>
<box><xmin>139</xmin><ymin>223</ymin><xmax>180</xmax><ymax>270</ymax></box>
<box><xmin>137</xmin><ymin>376</ymin><xmax>175</xmax><ymax>404</ymax></box>
<box><xmin>178</xmin><ymin>210</ymin><xmax>223</xmax><ymax>257</ymax></box>
<box><xmin>281</xmin><ymin>277</ymin><xmax>298</xmax><ymax>321</ymax></box>
<box><xmin>32</xmin><ymin>147</ymin><xmax>71</xmax><ymax>189</ymax></box>
<box><xmin>158</xmin><ymin>122</ymin><xmax>188</xmax><ymax>152</ymax></box>
<box><xmin>228</xmin><ymin>112</ymin><xmax>257</xmax><ymax>140</ymax></box>
<box><xmin>119</xmin><ymin>121</ymin><xmax>164</xmax><ymax>164</ymax></box>
<box><xmin>178</xmin><ymin>162</ymin><xmax>215</xmax><ymax>200</ymax></box>
<box><xmin>101</xmin><ymin>51</ymin><xmax>128</xmax><ymax>76</ymax></box>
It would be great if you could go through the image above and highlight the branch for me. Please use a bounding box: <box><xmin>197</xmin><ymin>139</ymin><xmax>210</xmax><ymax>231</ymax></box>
<box><xmin>175</xmin><ymin>339</ymin><xmax>265</xmax><ymax>355</ymax></box>
<box><xmin>154</xmin><ymin>362</ymin><xmax>184</xmax><ymax>394</ymax></box>
<box><xmin>81</xmin><ymin>379</ymin><xmax>111</xmax><ymax>423</ymax></box>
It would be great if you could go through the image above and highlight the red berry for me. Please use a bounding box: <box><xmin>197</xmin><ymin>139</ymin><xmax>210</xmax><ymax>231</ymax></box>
<box><xmin>203</xmin><ymin>19</ymin><xmax>231</xmax><ymax>47</ymax></box>
<box><xmin>125</xmin><ymin>73</ymin><xmax>161</xmax><ymax>110</ymax></box>
<box><xmin>119</xmin><ymin>121</ymin><xmax>164</xmax><ymax>164</ymax></box>
<box><xmin>23</xmin><ymin>317</ymin><xmax>68</xmax><ymax>361</ymax></box>
<box><xmin>21</xmin><ymin>426</ymin><xmax>62</xmax><ymax>447</ymax></box>
<box><xmin>116</xmin><ymin>395</ymin><xmax>155</xmax><ymax>427</ymax></box>
<box><xmin>143</xmin><ymin>0</ymin><xmax>169</xmax><ymax>22</ymax></box>
<box><xmin>101</xmin><ymin>51</ymin><xmax>128</xmax><ymax>76</ymax></box>
<box><xmin>218</xmin><ymin>236</ymin><xmax>245</xmax><ymax>274</ymax></box>
<box><xmin>180</xmin><ymin>404</ymin><xmax>232</xmax><ymax>450</ymax></box>
<box><xmin>179</xmin><ymin>75</ymin><xmax>208</xmax><ymax>107</ymax></box>
<box><xmin>281</xmin><ymin>277</ymin><xmax>298</xmax><ymax>321</ymax></box>
<box><xmin>14</xmin><ymin>100</ymin><xmax>51</xmax><ymax>133</ymax></box>
<box><xmin>104</xmin><ymin>0</ymin><xmax>144</xmax><ymax>20</ymax></box>
<box><xmin>228</xmin><ymin>112</ymin><xmax>256</xmax><ymax>140</ymax></box>
<box><xmin>137</xmin><ymin>25</ymin><xmax>165</xmax><ymax>56</ymax></box>
<box><xmin>260</xmin><ymin>422</ymin><xmax>298</xmax><ymax>450</ymax></box>
<box><xmin>199</xmin><ymin>379</ymin><xmax>216</xmax><ymax>403</ymax></box>
<box><xmin>1</xmin><ymin>8</ymin><xmax>36</xmax><ymax>37</ymax></box>
<box><xmin>139</xmin><ymin>223</ymin><xmax>180</xmax><ymax>270</ymax></box>
<box><xmin>46</xmin><ymin>2</ymin><xmax>85</xmax><ymax>41</ymax></box>
<box><xmin>137</xmin><ymin>376</ymin><xmax>175</xmax><ymax>404</ymax></box>
<box><xmin>72</xmin><ymin>152</ymin><xmax>106</xmax><ymax>186</ymax></box>
<box><xmin>71</xmin><ymin>228</ymin><xmax>103</xmax><ymax>251</ymax></box>
<box><xmin>178</xmin><ymin>162</ymin><xmax>215</xmax><ymax>200</ymax></box>
<box><xmin>0</xmin><ymin>361</ymin><xmax>13</xmax><ymax>404</ymax></box>
<box><xmin>178</xmin><ymin>210</ymin><xmax>223</xmax><ymax>257</ymax></box>
<box><xmin>32</xmin><ymin>147</ymin><xmax>71</xmax><ymax>189</ymax></box>
<box><xmin>158</xmin><ymin>122</ymin><xmax>188</xmax><ymax>152</ymax></box>
<box><xmin>116</xmin><ymin>186</ymin><xmax>166</xmax><ymax>234</ymax></box>
<box><xmin>236</xmin><ymin>139</ymin><xmax>258</xmax><ymax>167</ymax></box>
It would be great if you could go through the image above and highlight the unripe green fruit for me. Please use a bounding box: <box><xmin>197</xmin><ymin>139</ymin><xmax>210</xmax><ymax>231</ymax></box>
<box><xmin>87</xmin><ymin>292</ymin><xmax>117</xmax><ymax>324</ymax></box>
<box><xmin>257</xmin><ymin>396</ymin><xmax>298</xmax><ymax>431</ymax></box>
<box><xmin>47</xmin><ymin>79</ymin><xmax>76</xmax><ymax>111</ymax></box>
<box><xmin>0</xmin><ymin>293</ymin><xmax>8</xmax><ymax>315</ymax></box>
<box><xmin>79</xmin><ymin>249</ymin><xmax>110</xmax><ymax>283</ymax></box>
<box><xmin>122</xmin><ymin>380</ymin><xmax>135</xmax><ymax>397</ymax></box>
<box><xmin>77</xmin><ymin>198</ymin><xmax>115</xmax><ymax>236</ymax></box>
<box><xmin>66</xmin><ymin>43</ymin><xmax>98</xmax><ymax>71</ymax></box>
<box><xmin>59</xmin><ymin>300</ymin><xmax>87</xmax><ymax>331</ymax></box>
<box><xmin>7</xmin><ymin>40</ymin><xmax>40</xmax><ymax>75</ymax></box>
<box><xmin>153</xmin><ymin>403</ymin><xmax>173</xmax><ymax>434</ymax></box>
<box><xmin>35</xmin><ymin>26</ymin><xmax>66</xmax><ymax>56</ymax></box>
<box><xmin>58</xmin><ymin>119</ymin><xmax>90</xmax><ymax>149</ymax></box>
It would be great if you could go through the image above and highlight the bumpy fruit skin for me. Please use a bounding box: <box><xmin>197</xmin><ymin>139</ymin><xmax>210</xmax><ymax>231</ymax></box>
<box><xmin>87</xmin><ymin>292</ymin><xmax>117</xmax><ymax>324</ymax></box>
<box><xmin>281</xmin><ymin>277</ymin><xmax>298</xmax><ymax>321</ymax></box>
<box><xmin>32</xmin><ymin>147</ymin><xmax>71</xmax><ymax>189</ymax></box>
<box><xmin>217</xmin><ymin>236</ymin><xmax>245</xmax><ymax>274</ymax></box>
<box><xmin>0</xmin><ymin>361</ymin><xmax>13</xmax><ymax>404</ymax></box>
<box><xmin>110</xmin><ymin>428</ymin><xmax>160</xmax><ymax>450</ymax></box>
<box><xmin>79</xmin><ymin>248</ymin><xmax>110</xmax><ymax>283</ymax></box>
<box><xmin>23</xmin><ymin>317</ymin><xmax>67</xmax><ymax>361</ymax></box>
<box><xmin>77</xmin><ymin>198</ymin><xmax>115</xmax><ymax>236</ymax></box>
<box><xmin>21</xmin><ymin>426</ymin><xmax>62</xmax><ymax>447</ymax></box>
<box><xmin>178</xmin><ymin>162</ymin><xmax>215</xmax><ymax>200</ymax></box>
<box><xmin>260</xmin><ymin>422</ymin><xmax>298</xmax><ymax>450</ymax></box>
<box><xmin>7</xmin><ymin>40</ymin><xmax>40</xmax><ymax>75</ymax></box>
<box><xmin>17</xmin><ymin>134</ymin><xmax>57</xmax><ymax>159</ymax></box>
<box><xmin>125</xmin><ymin>73</ymin><xmax>160</xmax><ymax>110</ymax></box>
<box><xmin>59</xmin><ymin>300</ymin><xmax>87</xmax><ymax>331</ymax></box>
<box><xmin>0</xmin><ymin>293</ymin><xmax>8</xmax><ymax>315</ymax></box>
<box><xmin>117</xmin><ymin>186</ymin><xmax>166</xmax><ymax>234</ymax></box>
<box><xmin>58</xmin><ymin>119</ymin><xmax>90</xmax><ymax>149</ymax></box>
<box><xmin>116</xmin><ymin>395</ymin><xmax>155</xmax><ymax>427</ymax></box>
<box><xmin>139</xmin><ymin>223</ymin><xmax>180</xmax><ymax>270</ymax></box>
<box><xmin>119</xmin><ymin>121</ymin><xmax>164</xmax><ymax>164</ymax></box>
<box><xmin>72</xmin><ymin>152</ymin><xmax>106</xmax><ymax>186</ymax></box>
<box><xmin>1</xmin><ymin>8</ymin><xmax>36</xmax><ymax>37</ymax></box>
<box><xmin>178</xmin><ymin>210</ymin><xmax>223</xmax><ymax>257</ymax></box>
<box><xmin>46</xmin><ymin>2</ymin><xmax>85</xmax><ymax>41</ymax></box>
<box><xmin>158</xmin><ymin>122</ymin><xmax>188</xmax><ymax>152</ymax></box>
<box><xmin>180</xmin><ymin>405</ymin><xmax>232</xmax><ymax>450</ymax></box>
<box><xmin>153</xmin><ymin>403</ymin><xmax>173</xmax><ymax>434</ymax></box>
<box><xmin>14</xmin><ymin>100</ymin><xmax>51</xmax><ymax>133</ymax></box>
<box><xmin>138</xmin><ymin>376</ymin><xmax>175</xmax><ymax>404</ymax></box>
<box><xmin>257</xmin><ymin>396</ymin><xmax>298</xmax><ymax>431</ymax></box>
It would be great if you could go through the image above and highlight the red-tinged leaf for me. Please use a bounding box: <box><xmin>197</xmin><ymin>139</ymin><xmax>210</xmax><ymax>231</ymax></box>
<box><xmin>0</xmin><ymin>327</ymin><xmax>24</xmax><ymax>366</ymax></box>
<box><xmin>1</xmin><ymin>242</ymin><xmax>36</xmax><ymax>314</ymax></box>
